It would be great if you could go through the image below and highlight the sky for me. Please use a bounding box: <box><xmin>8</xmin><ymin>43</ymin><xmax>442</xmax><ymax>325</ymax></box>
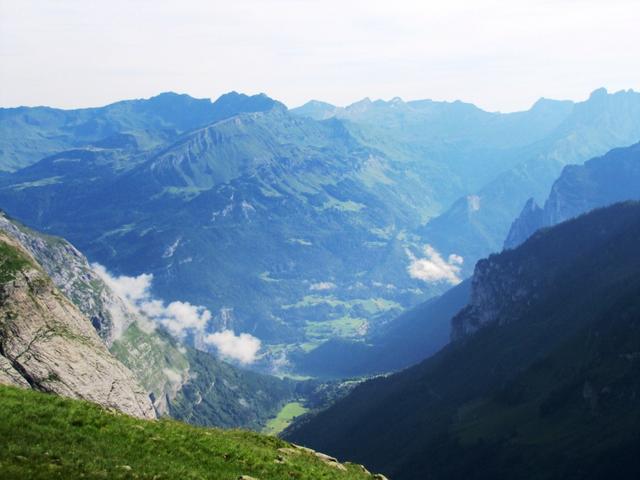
<box><xmin>1</xmin><ymin>0</ymin><xmax>639</xmax><ymax>112</ymax></box>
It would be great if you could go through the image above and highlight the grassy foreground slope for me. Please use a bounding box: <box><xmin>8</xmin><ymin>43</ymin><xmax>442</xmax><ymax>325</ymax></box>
<box><xmin>0</xmin><ymin>386</ymin><xmax>374</xmax><ymax>480</ymax></box>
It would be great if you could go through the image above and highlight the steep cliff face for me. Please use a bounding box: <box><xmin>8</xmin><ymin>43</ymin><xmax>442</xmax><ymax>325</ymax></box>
<box><xmin>450</xmin><ymin>255</ymin><xmax>537</xmax><ymax>339</ymax></box>
<box><xmin>0</xmin><ymin>233</ymin><xmax>156</xmax><ymax>419</ymax></box>
<box><xmin>0</xmin><ymin>212</ymin><xmax>298</xmax><ymax>429</ymax></box>
<box><xmin>505</xmin><ymin>141</ymin><xmax>640</xmax><ymax>249</ymax></box>
<box><xmin>0</xmin><ymin>212</ymin><xmax>189</xmax><ymax>414</ymax></box>
<box><xmin>0</xmin><ymin>212</ymin><xmax>135</xmax><ymax>345</ymax></box>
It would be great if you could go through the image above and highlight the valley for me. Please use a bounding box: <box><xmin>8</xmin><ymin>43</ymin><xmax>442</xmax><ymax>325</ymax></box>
<box><xmin>1</xmin><ymin>87</ymin><xmax>639</xmax><ymax>480</ymax></box>
<box><xmin>2</xmin><ymin>88</ymin><xmax>639</xmax><ymax>380</ymax></box>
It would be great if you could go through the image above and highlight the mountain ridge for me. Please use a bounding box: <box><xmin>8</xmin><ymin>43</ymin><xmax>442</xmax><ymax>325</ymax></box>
<box><xmin>505</xmin><ymin>141</ymin><xmax>640</xmax><ymax>249</ymax></box>
<box><xmin>286</xmin><ymin>201</ymin><xmax>640</xmax><ymax>479</ymax></box>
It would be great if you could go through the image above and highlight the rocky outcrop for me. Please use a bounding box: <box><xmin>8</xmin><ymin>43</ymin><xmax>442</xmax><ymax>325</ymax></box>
<box><xmin>276</xmin><ymin>444</ymin><xmax>387</xmax><ymax>477</ymax></box>
<box><xmin>0</xmin><ymin>211</ymin><xmax>136</xmax><ymax>345</ymax></box>
<box><xmin>0</xmin><ymin>353</ymin><xmax>30</xmax><ymax>388</ymax></box>
<box><xmin>503</xmin><ymin>198</ymin><xmax>543</xmax><ymax>250</ymax></box>
<box><xmin>0</xmin><ymin>233</ymin><xmax>156</xmax><ymax>419</ymax></box>
<box><xmin>505</xmin><ymin>141</ymin><xmax>640</xmax><ymax>249</ymax></box>
<box><xmin>450</xmin><ymin>254</ymin><xmax>536</xmax><ymax>340</ymax></box>
<box><xmin>0</xmin><ymin>211</ymin><xmax>187</xmax><ymax>414</ymax></box>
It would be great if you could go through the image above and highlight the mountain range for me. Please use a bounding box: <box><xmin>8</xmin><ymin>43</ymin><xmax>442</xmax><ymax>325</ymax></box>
<box><xmin>1</xmin><ymin>88</ymin><xmax>639</xmax><ymax>377</ymax></box>
<box><xmin>1</xmin><ymin>83</ymin><xmax>640</xmax><ymax>480</ymax></box>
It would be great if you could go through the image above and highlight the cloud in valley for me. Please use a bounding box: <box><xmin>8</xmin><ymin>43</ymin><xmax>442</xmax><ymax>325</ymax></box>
<box><xmin>204</xmin><ymin>330</ymin><xmax>262</xmax><ymax>365</ymax></box>
<box><xmin>93</xmin><ymin>264</ymin><xmax>261</xmax><ymax>364</ymax></box>
<box><xmin>406</xmin><ymin>245</ymin><xmax>463</xmax><ymax>285</ymax></box>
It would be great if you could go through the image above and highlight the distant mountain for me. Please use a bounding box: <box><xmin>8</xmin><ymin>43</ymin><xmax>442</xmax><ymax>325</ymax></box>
<box><xmin>291</xmin><ymin>99</ymin><xmax>339</xmax><ymax>120</ymax></box>
<box><xmin>419</xmin><ymin>88</ymin><xmax>640</xmax><ymax>276</ymax></box>
<box><xmin>286</xmin><ymin>202</ymin><xmax>640</xmax><ymax>480</ymax></box>
<box><xmin>294</xmin><ymin>94</ymin><xmax>576</xmax><ymax>209</ymax></box>
<box><xmin>2</xmin><ymin>89</ymin><xmax>639</xmax><ymax>376</ymax></box>
<box><xmin>505</xmin><ymin>141</ymin><xmax>640</xmax><ymax>249</ymax></box>
<box><xmin>0</xmin><ymin>211</ymin><xmax>299</xmax><ymax>430</ymax></box>
<box><xmin>0</xmin><ymin>91</ymin><xmax>280</xmax><ymax>171</ymax></box>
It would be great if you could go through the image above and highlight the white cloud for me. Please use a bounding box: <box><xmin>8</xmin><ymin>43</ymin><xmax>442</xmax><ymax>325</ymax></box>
<box><xmin>406</xmin><ymin>245</ymin><xmax>463</xmax><ymax>285</ymax></box>
<box><xmin>204</xmin><ymin>330</ymin><xmax>261</xmax><ymax>365</ymax></box>
<box><xmin>310</xmin><ymin>281</ymin><xmax>336</xmax><ymax>291</ymax></box>
<box><xmin>94</xmin><ymin>263</ymin><xmax>153</xmax><ymax>304</ymax></box>
<box><xmin>448</xmin><ymin>254</ymin><xmax>464</xmax><ymax>266</ymax></box>
<box><xmin>92</xmin><ymin>263</ymin><xmax>261</xmax><ymax>364</ymax></box>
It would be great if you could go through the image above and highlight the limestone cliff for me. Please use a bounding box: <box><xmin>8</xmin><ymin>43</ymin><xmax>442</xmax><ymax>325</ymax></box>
<box><xmin>0</xmin><ymin>233</ymin><xmax>156</xmax><ymax>419</ymax></box>
<box><xmin>0</xmin><ymin>211</ymin><xmax>189</xmax><ymax>414</ymax></box>
<box><xmin>0</xmin><ymin>212</ymin><xmax>136</xmax><ymax>345</ymax></box>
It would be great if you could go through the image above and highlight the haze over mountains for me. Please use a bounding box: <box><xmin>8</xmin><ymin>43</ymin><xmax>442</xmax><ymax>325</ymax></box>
<box><xmin>1</xmin><ymin>87</ymin><xmax>639</xmax><ymax>379</ymax></box>
<box><xmin>1</xmin><ymin>83</ymin><xmax>639</xmax><ymax>480</ymax></box>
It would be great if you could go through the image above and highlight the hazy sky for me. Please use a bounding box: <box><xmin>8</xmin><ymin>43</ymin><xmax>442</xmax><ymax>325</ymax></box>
<box><xmin>1</xmin><ymin>0</ymin><xmax>639</xmax><ymax>111</ymax></box>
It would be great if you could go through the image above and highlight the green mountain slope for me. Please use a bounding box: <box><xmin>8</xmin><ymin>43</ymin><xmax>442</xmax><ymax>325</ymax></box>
<box><xmin>286</xmin><ymin>202</ymin><xmax>640</xmax><ymax>480</ymax></box>
<box><xmin>0</xmin><ymin>91</ymin><xmax>282</xmax><ymax>172</ymax></box>
<box><xmin>0</xmin><ymin>102</ymin><xmax>442</xmax><ymax>361</ymax></box>
<box><xmin>0</xmin><ymin>385</ymin><xmax>380</xmax><ymax>480</ymax></box>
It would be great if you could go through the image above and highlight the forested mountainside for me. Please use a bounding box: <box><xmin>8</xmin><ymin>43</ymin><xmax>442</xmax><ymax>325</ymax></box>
<box><xmin>287</xmin><ymin>202</ymin><xmax>640</xmax><ymax>480</ymax></box>
<box><xmin>292</xmin><ymin>280</ymin><xmax>470</xmax><ymax>377</ymax></box>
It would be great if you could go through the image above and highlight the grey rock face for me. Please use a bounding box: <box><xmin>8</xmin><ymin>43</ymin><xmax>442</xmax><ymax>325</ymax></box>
<box><xmin>0</xmin><ymin>353</ymin><xmax>30</xmax><ymax>388</ymax></box>
<box><xmin>505</xmin><ymin>141</ymin><xmax>640</xmax><ymax>249</ymax></box>
<box><xmin>503</xmin><ymin>198</ymin><xmax>544</xmax><ymax>250</ymax></box>
<box><xmin>0</xmin><ymin>233</ymin><xmax>156</xmax><ymax>419</ymax></box>
<box><xmin>451</xmin><ymin>255</ymin><xmax>534</xmax><ymax>340</ymax></box>
<box><xmin>0</xmin><ymin>211</ymin><xmax>187</xmax><ymax>414</ymax></box>
<box><xmin>0</xmin><ymin>212</ymin><xmax>136</xmax><ymax>345</ymax></box>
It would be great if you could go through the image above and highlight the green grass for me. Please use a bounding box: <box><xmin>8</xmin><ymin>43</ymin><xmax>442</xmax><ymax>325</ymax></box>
<box><xmin>263</xmin><ymin>402</ymin><xmax>310</xmax><ymax>436</ymax></box>
<box><xmin>0</xmin><ymin>386</ymin><xmax>372</xmax><ymax>480</ymax></box>
<box><xmin>283</xmin><ymin>295</ymin><xmax>400</xmax><ymax>314</ymax></box>
<box><xmin>306</xmin><ymin>316</ymin><xmax>368</xmax><ymax>340</ymax></box>
<box><xmin>0</xmin><ymin>237</ymin><xmax>34</xmax><ymax>283</ymax></box>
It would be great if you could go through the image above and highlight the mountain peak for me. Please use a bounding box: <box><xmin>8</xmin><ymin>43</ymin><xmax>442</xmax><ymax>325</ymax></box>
<box><xmin>211</xmin><ymin>91</ymin><xmax>286</xmax><ymax>116</ymax></box>
<box><xmin>588</xmin><ymin>87</ymin><xmax>608</xmax><ymax>100</ymax></box>
<box><xmin>530</xmin><ymin>96</ymin><xmax>573</xmax><ymax>111</ymax></box>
